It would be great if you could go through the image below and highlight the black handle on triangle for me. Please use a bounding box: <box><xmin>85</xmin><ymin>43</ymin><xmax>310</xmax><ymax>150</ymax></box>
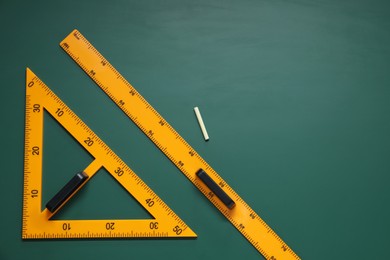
<box><xmin>46</xmin><ymin>172</ymin><xmax>89</xmax><ymax>213</ymax></box>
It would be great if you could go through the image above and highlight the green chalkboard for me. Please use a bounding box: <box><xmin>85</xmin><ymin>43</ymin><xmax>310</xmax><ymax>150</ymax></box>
<box><xmin>1</xmin><ymin>0</ymin><xmax>390</xmax><ymax>259</ymax></box>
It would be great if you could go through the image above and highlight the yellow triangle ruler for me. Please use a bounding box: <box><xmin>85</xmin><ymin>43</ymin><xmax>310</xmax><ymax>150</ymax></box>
<box><xmin>60</xmin><ymin>30</ymin><xmax>300</xmax><ymax>259</ymax></box>
<box><xmin>23</xmin><ymin>68</ymin><xmax>196</xmax><ymax>239</ymax></box>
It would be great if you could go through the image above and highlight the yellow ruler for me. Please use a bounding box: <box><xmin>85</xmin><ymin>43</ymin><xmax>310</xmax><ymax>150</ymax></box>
<box><xmin>60</xmin><ymin>29</ymin><xmax>300</xmax><ymax>259</ymax></box>
<box><xmin>23</xmin><ymin>68</ymin><xmax>196</xmax><ymax>239</ymax></box>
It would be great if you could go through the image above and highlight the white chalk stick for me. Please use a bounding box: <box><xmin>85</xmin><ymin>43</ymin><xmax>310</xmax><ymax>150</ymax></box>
<box><xmin>194</xmin><ymin>107</ymin><xmax>209</xmax><ymax>141</ymax></box>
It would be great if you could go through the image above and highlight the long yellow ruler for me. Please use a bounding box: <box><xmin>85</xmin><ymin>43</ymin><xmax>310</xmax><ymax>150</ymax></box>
<box><xmin>60</xmin><ymin>29</ymin><xmax>299</xmax><ymax>259</ymax></box>
<box><xmin>23</xmin><ymin>68</ymin><xmax>196</xmax><ymax>239</ymax></box>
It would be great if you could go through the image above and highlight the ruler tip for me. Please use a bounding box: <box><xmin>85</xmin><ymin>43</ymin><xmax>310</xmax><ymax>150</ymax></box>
<box><xmin>182</xmin><ymin>227</ymin><xmax>197</xmax><ymax>238</ymax></box>
<box><xmin>26</xmin><ymin>67</ymin><xmax>35</xmax><ymax>80</ymax></box>
<box><xmin>60</xmin><ymin>29</ymin><xmax>80</xmax><ymax>46</ymax></box>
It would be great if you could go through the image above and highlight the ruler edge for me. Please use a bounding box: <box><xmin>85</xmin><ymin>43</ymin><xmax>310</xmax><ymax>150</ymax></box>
<box><xmin>59</xmin><ymin>29</ymin><xmax>300</xmax><ymax>259</ymax></box>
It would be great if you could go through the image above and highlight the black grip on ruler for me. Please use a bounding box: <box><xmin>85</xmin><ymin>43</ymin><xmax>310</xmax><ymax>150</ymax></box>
<box><xmin>196</xmin><ymin>169</ymin><xmax>235</xmax><ymax>209</ymax></box>
<box><xmin>46</xmin><ymin>172</ymin><xmax>89</xmax><ymax>213</ymax></box>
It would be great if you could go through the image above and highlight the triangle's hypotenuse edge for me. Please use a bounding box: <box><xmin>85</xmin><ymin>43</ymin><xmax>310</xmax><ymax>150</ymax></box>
<box><xmin>23</xmin><ymin>68</ymin><xmax>196</xmax><ymax>239</ymax></box>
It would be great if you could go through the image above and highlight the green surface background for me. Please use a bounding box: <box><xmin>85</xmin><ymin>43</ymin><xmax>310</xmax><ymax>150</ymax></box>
<box><xmin>1</xmin><ymin>0</ymin><xmax>390</xmax><ymax>259</ymax></box>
